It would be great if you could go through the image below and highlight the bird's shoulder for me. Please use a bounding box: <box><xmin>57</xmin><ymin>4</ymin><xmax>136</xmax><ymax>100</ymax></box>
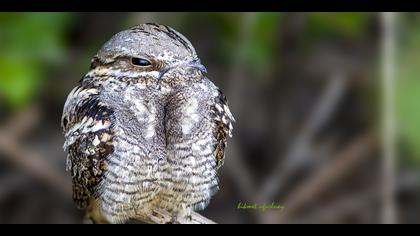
<box><xmin>62</xmin><ymin>82</ymin><xmax>115</xmax><ymax>209</ymax></box>
<box><xmin>197</xmin><ymin>78</ymin><xmax>235</xmax><ymax>169</ymax></box>
<box><xmin>212</xmin><ymin>87</ymin><xmax>234</xmax><ymax>169</ymax></box>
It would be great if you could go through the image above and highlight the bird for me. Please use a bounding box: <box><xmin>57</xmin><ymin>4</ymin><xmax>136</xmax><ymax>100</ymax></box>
<box><xmin>61</xmin><ymin>23</ymin><xmax>234</xmax><ymax>224</ymax></box>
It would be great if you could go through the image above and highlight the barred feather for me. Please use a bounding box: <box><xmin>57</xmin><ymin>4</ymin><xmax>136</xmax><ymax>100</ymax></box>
<box><xmin>213</xmin><ymin>89</ymin><xmax>235</xmax><ymax>169</ymax></box>
<box><xmin>62</xmin><ymin>83</ymin><xmax>115</xmax><ymax>209</ymax></box>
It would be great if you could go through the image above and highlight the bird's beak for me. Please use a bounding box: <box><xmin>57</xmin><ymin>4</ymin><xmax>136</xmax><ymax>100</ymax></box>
<box><xmin>188</xmin><ymin>59</ymin><xmax>207</xmax><ymax>74</ymax></box>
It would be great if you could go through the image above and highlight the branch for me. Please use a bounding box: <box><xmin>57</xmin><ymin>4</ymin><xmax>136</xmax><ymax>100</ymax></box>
<box><xmin>290</xmin><ymin>187</ymin><xmax>379</xmax><ymax>224</ymax></box>
<box><xmin>258</xmin><ymin>73</ymin><xmax>348</xmax><ymax>202</ymax></box>
<box><xmin>139</xmin><ymin>209</ymin><xmax>216</xmax><ymax>224</ymax></box>
<box><xmin>380</xmin><ymin>12</ymin><xmax>398</xmax><ymax>224</ymax></box>
<box><xmin>0</xmin><ymin>105</ymin><xmax>72</xmax><ymax>197</ymax></box>
<box><xmin>277</xmin><ymin>131</ymin><xmax>376</xmax><ymax>222</ymax></box>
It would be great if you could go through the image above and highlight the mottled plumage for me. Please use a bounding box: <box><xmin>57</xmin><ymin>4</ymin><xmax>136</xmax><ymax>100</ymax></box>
<box><xmin>62</xmin><ymin>23</ymin><xmax>234</xmax><ymax>224</ymax></box>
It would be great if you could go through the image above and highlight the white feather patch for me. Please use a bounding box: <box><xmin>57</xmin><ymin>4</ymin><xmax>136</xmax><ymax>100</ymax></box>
<box><xmin>181</xmin><ymin>98</ymin><xmax>200</xmax><ymax>134</ymax></box>
<box><xmin>96</xmin><ymin>68</ymin><xmax>160</xmax><ymax>78</ymax></box>
<box><xmin>92</xmin><ymin>135</ymin><xmax>101</xmax><ymax>146</ymax></box>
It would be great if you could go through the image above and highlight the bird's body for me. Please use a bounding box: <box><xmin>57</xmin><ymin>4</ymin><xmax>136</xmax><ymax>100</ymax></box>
<box><xmin>62</xmin><ymin>23</ymin><xmax>234</xmax><ymax>223</ymax></box>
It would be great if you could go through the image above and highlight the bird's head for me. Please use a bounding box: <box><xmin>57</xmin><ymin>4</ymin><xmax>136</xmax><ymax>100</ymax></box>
<box><xmin>87</xmin><ymin>23</ymin><xmax>207</xmax><ymax>85</ymax></box>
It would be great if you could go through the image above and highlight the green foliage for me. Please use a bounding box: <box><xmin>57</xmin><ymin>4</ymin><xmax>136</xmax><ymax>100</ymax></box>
<box><xmin>397</xmin><ymin>76</ymin><xmax>420</xmax><ymax>161</ymax></box>
<box><xmin>0</xmin><ymin>58</ymin><xmax>42</xmax><ymax>108</ymax></box>
<box><xmin>213</xmin><ymin>13</ymin><xmax>244</xmax><ymax>65</ymax></box>
<box><xmin>244</xmin><ymin>13</ymin><xmax>282</xmax><ymax>73</ymax></box>
<box><xmin>396</xmin><ymin>16</ymin><xmax>420</xmax><ymax>162</ymax></box>
<box><xmin>217</xmin><ymin>13</ymin><xmax>282</xmax><ymax>75</ymax></box>
<box><xmin>0</xmin><ymin>13</ymin><xmax>73</xmax><ymax>110</ymax></box>
<box><xmin>306</xmin><ymin>13</ymin><xmax>370</xmax><ymax>40</ymax></box>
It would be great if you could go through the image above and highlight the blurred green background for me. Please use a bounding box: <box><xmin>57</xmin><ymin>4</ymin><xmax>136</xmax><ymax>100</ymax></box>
<box><xmin>0</xmin><ymin>12</ymin><xmax>419</xmax><ymax>224</ymax></box>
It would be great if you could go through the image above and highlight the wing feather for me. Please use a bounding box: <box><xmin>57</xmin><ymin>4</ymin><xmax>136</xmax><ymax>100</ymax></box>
<box><xmin>212</xmin><ymin>89</ymin><xmax>235</xmax><ymax>170</ymax></box>
<box><xmin>62</xmin><ymin>84</ymin><xmax>115</xmax><ymax>209</ymax></box>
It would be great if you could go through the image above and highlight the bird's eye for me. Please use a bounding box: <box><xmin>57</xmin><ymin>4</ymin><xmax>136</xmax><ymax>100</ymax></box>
<box><xmin>131</xmin><ymin>57</ymin><xmax>152</xmax><ymax>67</ymax></box>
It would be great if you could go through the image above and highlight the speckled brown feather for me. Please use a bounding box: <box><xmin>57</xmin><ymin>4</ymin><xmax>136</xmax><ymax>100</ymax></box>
<box><xmin>212</xmin><ymin>89</ymin><xmax>234</xmax><ymax>170</ymax></box>
<box><xmin>62</xmin><ymin>82</ymin><xmax>115</xmax><ymax>209</ymax></box>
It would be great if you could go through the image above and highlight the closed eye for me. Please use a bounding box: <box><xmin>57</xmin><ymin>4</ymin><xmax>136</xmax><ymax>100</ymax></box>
<box><xmin>131</xmin><ymin>57</ymin><xmax>152</xmax><ymax>67</ymax></box>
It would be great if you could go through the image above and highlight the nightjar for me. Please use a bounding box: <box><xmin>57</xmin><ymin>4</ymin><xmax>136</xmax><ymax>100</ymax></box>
<box><xmin>61</xmin><ymin>23</ymin><xmax>234</xmax><ymax>224</ymax></box>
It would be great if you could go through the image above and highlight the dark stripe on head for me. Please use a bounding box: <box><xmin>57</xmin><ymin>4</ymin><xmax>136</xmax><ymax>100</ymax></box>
<box><xmin>145</xmin><ymin>22</ymin><xmax>160</xmax><ymax>28</ymax></box>
<box><xmin>163</xmin><ymin>25</ymin><xmax>193</xmax><ymax>54</ymax></box>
